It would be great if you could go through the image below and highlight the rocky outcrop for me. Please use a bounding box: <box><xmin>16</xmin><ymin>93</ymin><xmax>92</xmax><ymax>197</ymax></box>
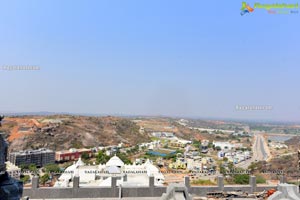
<box><xmin>0</xmin><ymin>133</ymin><xmax>23</xmax><ymax>200</ymax></box>
<box><xmin>6</xmin><ymin>116</ymin><xmax>150</xmax><ymax>151</ymax></box>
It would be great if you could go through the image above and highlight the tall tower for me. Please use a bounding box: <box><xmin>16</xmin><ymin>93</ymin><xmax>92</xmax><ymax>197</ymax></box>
<box><xmin>298</xmin><ymin>150</ymin><xmax>300</xmax><ymax>193</ymax></box>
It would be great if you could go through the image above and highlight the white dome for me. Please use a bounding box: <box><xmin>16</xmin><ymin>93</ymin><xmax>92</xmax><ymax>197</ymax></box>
<box><xmin>106</xmin><ymin>155</ymin><xmax>124</xmax><ymax>167</ymax></box>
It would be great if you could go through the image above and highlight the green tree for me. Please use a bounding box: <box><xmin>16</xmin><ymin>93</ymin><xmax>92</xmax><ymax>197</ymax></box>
<box><xmin>215</xmin><ymin>146</ymin><xmax>221</xmax><ymax>151</ymax></box>
<box><xmin>233</xmin><ymin>174</ymin><xmax>249</xmax><ymax>184</ymax></box>
<box><xmin>20</xmin><ymin>164</ymin><xmax>29</xmax><ymax>171</ymax></box>
<box><xmin>117</xmin><ymin>153</ymin><xmax>132</xmax><ymax>165</ymax></box>
<box><xmin>192</xmin><ymin>140</ymin><xmax>201</xmax><ymax>148</ymax></box>
<box><xmin>176</xmin><ymin>149</ymin><xmax>184</xmax><ymax>154</ymax></box>
<box><xmin>81</xmin><ymin>152</ymin><xmax>90</xmax><ymax>161</ymax></box>
<box><xmin>228</xmin><ymin>162</ymin><xmax>234</xmax><ymax>171</ymax></box>
<box><xmin>44</xmin><ymin>164</ymin><xmax>60</xmax><ymax>173</ymax></box>
<box><xmin>219</xmin><ymin>164</ymin><xmax>227</xmax><ymax>175</ymax></box>
<box><xmin>165</xmin><ymin>154</ymin><xmax>176</xmax><ymax>160</ymax></box>
<box><xmin>248</xmin><ymin>162</ymin><xmax>259</xmax><ymax>174</ymax></box>
<box><xmin>62</xmin><ymin>162</ymin><xmax>73</xmax><ymax>169</ymax></box>
<box><xmin>28</xmin><ymin>164</ymin><xmax>38</xmax><ymax>174</ymax></box>
<box><xmin>96</xmin><ymin>151</ymin><xmax>110</xmax><ymax>164</ymax></box>
<box><xmin>40</xmin><ymin>173</ymin><xmax>50</xmax><ymax>185</ymax></box>
<box><xmin>172</xmin><ymin>157</ymin><xmax>177</xmax><ymax>162</ymax></box>
<box><xmin>20</xmin><ymin>175</ymin><xmax>30</xmax><ymax>183</ymax></box>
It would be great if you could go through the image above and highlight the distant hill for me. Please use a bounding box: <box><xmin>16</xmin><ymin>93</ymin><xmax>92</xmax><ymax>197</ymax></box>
<box><xmin>0</xmin><ymin>115</ymin><xmax>150</xmax><ymax>152</ymax></box>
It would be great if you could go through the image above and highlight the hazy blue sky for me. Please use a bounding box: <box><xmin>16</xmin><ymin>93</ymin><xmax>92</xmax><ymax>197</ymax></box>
<box><xmin>0</xmin><ymin>0</ymin><xmax>299</xmax><ymax>122</ymax></box>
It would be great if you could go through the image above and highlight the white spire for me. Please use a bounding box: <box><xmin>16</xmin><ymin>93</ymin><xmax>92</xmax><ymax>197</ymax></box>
<box><xmin>75</xmin><ymin>157</ymin><xmax>85</xmax><ymax>167</ymax></box>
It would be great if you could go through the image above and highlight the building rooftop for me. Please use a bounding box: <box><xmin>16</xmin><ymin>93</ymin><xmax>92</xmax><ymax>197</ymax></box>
<box><xmin>55</xmin><ymin>155</ymin><xmax>164</xmax><ymax>188</ymax></box>
<box><xmin>106</xmin><ymin>155</ymin><xmax>125</xmax><ymax>167</ymax></box>
<box><xmin>10</xmin><ymin>148</ymin><xmax>54</xmax><ymax>155</ymax></box>
<box><xmin>56</xmin><ymin>148</ymin><xmax>91</xmax><ymax>154</ymax></box>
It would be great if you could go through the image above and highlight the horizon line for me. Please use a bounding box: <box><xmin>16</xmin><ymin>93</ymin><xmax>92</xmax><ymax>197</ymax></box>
<box><xmin>1</xmin><ymin>111</ymin><xmax>299</xmax><ymax>125</ymax></box>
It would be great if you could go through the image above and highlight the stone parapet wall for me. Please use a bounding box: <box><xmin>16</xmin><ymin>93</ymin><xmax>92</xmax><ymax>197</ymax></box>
<box><xmin>23</xmin><ymin>176</ymin><xmax>279</xmax><ymax>199</ymax></box>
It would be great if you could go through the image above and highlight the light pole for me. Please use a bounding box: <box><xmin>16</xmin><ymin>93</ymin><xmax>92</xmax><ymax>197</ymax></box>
<box><xmin>297</xmin><ymin>150</ymin><xmax>300</xmax><ymax>192</ymax></box>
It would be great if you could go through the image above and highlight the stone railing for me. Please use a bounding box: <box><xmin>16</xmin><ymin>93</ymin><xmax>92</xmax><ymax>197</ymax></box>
<box><xmin>22</xmin><ymin>175</ymin><xmax>282</xmax><ymax>199</ymax></box>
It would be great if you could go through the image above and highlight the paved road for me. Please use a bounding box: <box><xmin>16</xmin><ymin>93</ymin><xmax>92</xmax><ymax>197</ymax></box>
<box><xmin>259</xmin><ymin>134</ymin><xmax>268</xmax><ymax>160</ymax></box>
<box><xmin>236</xmin><ymin>133</ymin><xmax>269</xmax><ymax>169</ymax></box>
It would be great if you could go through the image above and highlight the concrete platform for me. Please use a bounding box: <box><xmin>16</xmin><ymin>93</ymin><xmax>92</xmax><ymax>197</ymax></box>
<box><xmin>28</xmin><ymin>198</ymin><xmax>158</xmax><ymax>200</ymax></box>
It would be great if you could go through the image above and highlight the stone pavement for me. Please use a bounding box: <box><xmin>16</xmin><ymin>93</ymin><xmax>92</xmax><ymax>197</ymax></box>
<box><xmin>26</xmin><ymin>198</ymin><xmax>158</xmax><ymax>200</ymax></box>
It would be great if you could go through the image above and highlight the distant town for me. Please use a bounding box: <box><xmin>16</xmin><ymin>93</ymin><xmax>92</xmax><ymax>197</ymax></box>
<box><xmin>1</xmin><ymin>114</ymin><xmax>300</xmax><ymax>199</ymax></box>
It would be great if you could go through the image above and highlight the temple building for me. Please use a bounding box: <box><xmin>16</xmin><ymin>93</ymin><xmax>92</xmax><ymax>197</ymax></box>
<box><xmin>54</xmin><ymin>155</ymin><xmax>165</xmax><ymax>187</ymax></box>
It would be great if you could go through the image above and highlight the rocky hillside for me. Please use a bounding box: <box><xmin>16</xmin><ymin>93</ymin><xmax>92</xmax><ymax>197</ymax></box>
<box><xmin>133</xmin><ymin>117</ymin><xmax>216</xmax><ymax>141</ymax></box>
<box><xmin>0</xmin><ymin>115</ymin><xmax>150</xmax><ymax>152</ymax></box>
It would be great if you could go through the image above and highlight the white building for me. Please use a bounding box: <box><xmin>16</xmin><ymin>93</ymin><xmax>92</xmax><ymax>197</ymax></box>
<box><xmin>54</xmin><ymin>155</ymin><xmax>164</xmax><ymax>188</ymax></box>
<box><xmin>222</xmin><ymin>151</ymin><xmax>251</xmax><ymax>164</ymax></box>
<box><xmin>152</xmin><ymin>132</ymin><xmax>162</xmax><ymax>137</ymax></box>
<box><xmin>151</xmin><ymin>132</ymin><xmax>174</xmax><ymax>138</ymax></box>
<box><xmin>6</xmin><ymin>161</ymin><xmax>21</xmax><ymax>179</ymax></box>
<box><xmin>213</xmin><ymin>141</ymin><xmax>234</xmax><ymax>150</ymax></box>
<box><xmin>270</xmin><ymin>142</ymin><xmax>288</xmax><ymax>149</ymax></box>
<box><xmin>139</xmin><ymin>141</ymin><xmax>160</xmax><ymax>150</ymax></box>
<box><xmin>186</xmin><ymin>159</ymin><xmax>202</xmax><ymax>171</ymax></box>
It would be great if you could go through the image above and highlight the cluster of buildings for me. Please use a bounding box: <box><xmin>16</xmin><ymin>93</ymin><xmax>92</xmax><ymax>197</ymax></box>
<box><xmin>231</xmin><ymin>132</ymin><xmax>252</xmax><ymax>137</ymax></box>
<box><xmin>177</xmin><ymin>119</ymin><xmax>189</xmax><ymax>126</ymax></box>
<box><xmin>169</xmin><ymin>138</ymin><xmax>192</xmax><ymax>148</ymax></box>
<box><xmin>138</xmin><ymin>140</ymin><xmax>160</xmax><ymax>151</ymax></box>
<box><xmin>218</xmin><ymin>151</ymin><xmax>251</xmax><ymax>164</ymax></box>
<box><xmin>151</xmin><ymin>132</ymin><xmax>175</xmax><ymax>138</ymax></box>
<box><xmin>139</xmin><ymin>133</ymin><xmax>192</xmax><ymax>157</ymax></box>
<box><xmin>54</xmin><ymin>155</ymin><xmax>165</xmax><ymax>187</ymax></box>
<box><xmin>5</xmin><ymin>127</ymin><xmax>251</xmax><ymax>184</ymax></box>
<box><xmin>213</xmin><ymin>141</ymin><xmax>251</xmax><ymax>164</ymax></box>
<box><xmin>190</xmin><ymin>127</ymin><xmax>235</xmax><ymax>134</ymax></box>
<box><xmin>269</xmin><ymin>141</ymin><xmax>288</xmax><ymax>149</ymax></box>
<box><xmin>186</xmin><ymin>156</ymin><xmax>215</xmax><ymax>173</ymax></box>
<box><xmin>164</xmin><ymin>140</ymin><xmax>216</xmax><ymax>173</ymax></box>
<box><xmin>168</xmin><ymin>146</ymin><xmax>216</xmax><ymax>173</ymax></box>
<box><xmin>8</xmin><ymin>147</ymin><xmax>94</xmax><ymax>168</ymax></box>
<box><xmin>97</xmin><ymin>143</ymin><xmax>129</xmax><ymax>156</ymax></box>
